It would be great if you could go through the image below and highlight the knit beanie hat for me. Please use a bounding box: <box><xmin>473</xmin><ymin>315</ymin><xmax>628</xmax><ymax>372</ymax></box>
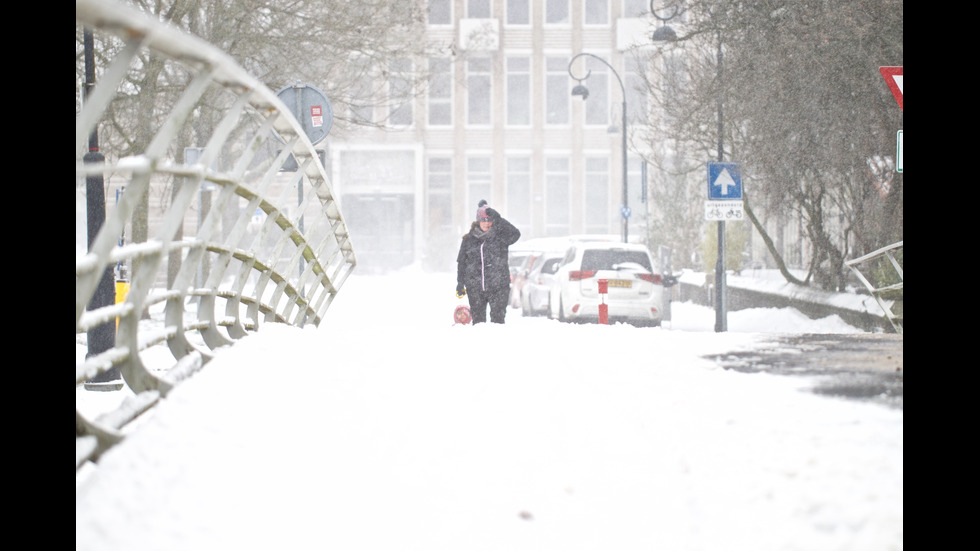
<box><xmin>476</xmin><ymin>199</ymin><xmax>490</xmax><ymax>221</ymax></box>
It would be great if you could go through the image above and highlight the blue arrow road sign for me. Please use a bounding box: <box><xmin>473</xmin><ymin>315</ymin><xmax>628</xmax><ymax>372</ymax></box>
<box><xmin>707</xmin><ymin>162</ymin><xmax>742</xmax><ymax>200</ymax></box>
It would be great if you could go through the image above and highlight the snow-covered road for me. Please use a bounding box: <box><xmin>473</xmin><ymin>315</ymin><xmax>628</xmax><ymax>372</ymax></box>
<box><xmin>77</xmin><ymin>267</ymin><xmax>902</xmax><ymax>551</ymax></box>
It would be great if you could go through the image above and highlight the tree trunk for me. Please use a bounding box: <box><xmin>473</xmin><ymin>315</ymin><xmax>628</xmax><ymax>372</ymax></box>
<box><xmin>743</xmin><ymin>195</ymin><xmax>805</xmax><ymax>286</ymax></box>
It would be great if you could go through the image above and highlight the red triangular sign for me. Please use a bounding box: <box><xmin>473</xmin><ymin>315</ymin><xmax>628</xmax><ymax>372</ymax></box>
<box><xmin>879</xmin><ymin>66</ymin><xmax>903</xmax><ymax>111</ymax></box>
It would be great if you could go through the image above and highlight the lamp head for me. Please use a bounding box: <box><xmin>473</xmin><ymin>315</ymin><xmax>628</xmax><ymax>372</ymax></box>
<box><xmin>651</xmin><ymin>25</ymin><xmax>677</xmax><ymax>43</ymax></box>
<box><xmin>571</xmin><ymin>84</ymin><xmax>590</xmax><ymax>100</ymax></box>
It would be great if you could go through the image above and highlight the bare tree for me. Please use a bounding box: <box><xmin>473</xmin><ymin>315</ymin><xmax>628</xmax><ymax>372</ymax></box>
<box><xmin>637</xmin><ymin>0</ymin><xmax>903</xmax><ymax>290</ymax></box>
<box><xmin>77</xmin><ymin>0</ymin><xmax>444</xmax><ymax>147</ymax></box>
<box><xmin>78</xmin><ymin>0</ymin><xmax>446</xmax><ymax>283</ymax></box>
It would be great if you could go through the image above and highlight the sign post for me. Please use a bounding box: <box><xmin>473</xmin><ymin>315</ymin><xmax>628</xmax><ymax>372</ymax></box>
<box><xmin>274</xmin><ymin>82</ymin><xmax>333</xmax><ymax>293</ymax></box>
<box><xmin>705</xmin><ymin>162</ymin><xmax>742</xmax><ymax>332</ymax></box>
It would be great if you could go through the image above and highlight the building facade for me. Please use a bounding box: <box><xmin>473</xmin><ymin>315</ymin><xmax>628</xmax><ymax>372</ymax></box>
<box><xmin>327</xmin><ymin>0</ymin><xmax>662</xmax><ymax>272</ymax></box>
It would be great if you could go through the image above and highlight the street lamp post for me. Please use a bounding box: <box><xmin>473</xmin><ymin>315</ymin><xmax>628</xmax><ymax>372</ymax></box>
<box><xmin>83</xmin><ymin>27</ymin><xmax>120</xmax><ymax>386</ymax></box>
<box><xmin>648</xmin><ymin>1</ymin><xmax>727</xmax><ymax>331</ymax></box>
<box><xmin>569</xmin><ymin>53</ymin><xmax>629</xmax><ymax>243</ymax></box>
<box><xmin>569</xmin><ymin>5</ymin><xmax>677</xmax><ymax>245</ymax></box>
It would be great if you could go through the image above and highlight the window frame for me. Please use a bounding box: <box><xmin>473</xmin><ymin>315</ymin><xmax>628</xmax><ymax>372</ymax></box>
<box><xmin>505</xmin><ymin>56</ymin><xmax>532</xmax><ymax>127</ymax></box>
<box><xmin>427</xmin><ymin>0</ymin><xmax>453</xmax><ymax>26</ymax></box>
<box><xmin>505</xmin><ymin>154</ymin><xmax>533</xmax><ymax>231</ymax></box>
<box><xmin>544</xmin><ymin>154</ymin><xmax>571</xmax><ymax>236</ymax></box>
<box><xmin>467</xmin><ymin>155</ymin><xmax>493</xmax><ymax>212</ymax></box>
<box><xmin>466</xmin><ymin>56</ymin><xmax>493</xmax><ymax>127</ymax></box>
<box><xmin>584</xmin><ymin>0</ymin><xmax>610</xmax><ymax>27</ymax></box>
<box><xmin>584</xmin><ymin>155</ymin><xmax>610</xmax><ymax>234</ymax></box>
<box><xmin>544</xmin><ymin>55</ymin><xmax>571</xmax><ymax>127</ymax></box>
<box><xmin>427</xmin><ymin>57</ymin><xmax>453</xmax><ymax>127</ymax></box>
<box><xmin>505</xmin><ymin>0</ymin><xmax>531</xmax><ymax>26</ymax></box>
<box><xmin>387</xmin><ymin>57</ymin><xmax>415</xmax><ymax>128</ymax></box>
<box><xmin>544</xmin><ymin>0</ymin><xmax>571</xmax><ymax>26</ymax></box>
<box><xmin>467</xmin><ymin>0</ymin><xmax>491</xmax><ymax>18</ymax></box>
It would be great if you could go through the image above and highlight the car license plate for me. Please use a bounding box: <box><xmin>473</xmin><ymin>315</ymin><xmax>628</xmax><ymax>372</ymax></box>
<box><xmin>608</xmin><ymin>279</ymin><xmax>631</xmax><ymax>288</ymax></box>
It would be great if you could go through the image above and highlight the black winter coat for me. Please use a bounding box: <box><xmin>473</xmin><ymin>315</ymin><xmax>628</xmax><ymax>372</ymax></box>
<box><xmin>456</xmin><ymin>216</ymin><xmax>521</xmax><ymax>293</ymax></box>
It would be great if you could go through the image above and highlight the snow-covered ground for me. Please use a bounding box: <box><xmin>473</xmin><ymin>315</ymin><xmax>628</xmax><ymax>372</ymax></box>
<box><xmin>76</xmin><ymin>265</ymin><xmax>902</xmax><ymax>551</ymax></box>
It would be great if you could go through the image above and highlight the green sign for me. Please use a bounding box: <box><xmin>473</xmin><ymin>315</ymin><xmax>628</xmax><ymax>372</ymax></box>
<box><xmin>896</xmin><ymin>130</ymin><xmax>903</xmax><ymax>173</ymax></box>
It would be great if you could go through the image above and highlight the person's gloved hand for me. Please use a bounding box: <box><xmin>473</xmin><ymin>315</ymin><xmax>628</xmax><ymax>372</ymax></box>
<box><xmin>456</xmin><ymin>283</ymin><xmax>466</xmax><ymax>298</ymax></box>
<box><xmin>485</xmin><ymin>207</ymin><xmax>500</xmax><ymax>221</ymax></box>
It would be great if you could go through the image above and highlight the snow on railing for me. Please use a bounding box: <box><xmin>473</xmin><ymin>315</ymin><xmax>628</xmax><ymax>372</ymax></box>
<box><xmin>76</xmin><ymin>0</ymin><xmax>356</xmax><ymax>470</ymax></box>
<box><xmin>845</xmin><ymin>241</ymin><xmax>903</xmax><ymax>334</ymax></box>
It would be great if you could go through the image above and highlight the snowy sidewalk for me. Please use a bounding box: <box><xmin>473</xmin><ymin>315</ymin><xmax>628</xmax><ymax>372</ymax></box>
<box><xmin>76</xmin><ymin>270</ymin><xmax>903</xmax><ymax>551</ymax></box>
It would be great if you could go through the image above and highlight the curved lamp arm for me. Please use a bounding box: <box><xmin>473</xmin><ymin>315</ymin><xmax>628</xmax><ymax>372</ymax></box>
<box><xmin>650</xmin><ymin>0</ymin><xmax>679</xmax><ymax>22</ymax></box>
<box><xmin>567</xmin><ymin>52</ymin><xmax>625</xmax><ymax>100</ymax></box>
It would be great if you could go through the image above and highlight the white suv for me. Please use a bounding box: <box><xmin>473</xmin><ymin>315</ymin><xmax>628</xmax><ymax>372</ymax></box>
<box><xmin>547</xmin><ymin>242</ymin><xmax>665</xmax><ymax>327</ymax></box>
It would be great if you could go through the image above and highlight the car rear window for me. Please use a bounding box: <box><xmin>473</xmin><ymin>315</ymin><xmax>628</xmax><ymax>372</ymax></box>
<box><xmin>581</xmin><ymin>250</ymin><xmax>652</xmax><ymax>271</ymax></box>
<box><xmin>542</xmin><ymin>258</ymin><xmax>562</xmax><ymax>274</ymax></box>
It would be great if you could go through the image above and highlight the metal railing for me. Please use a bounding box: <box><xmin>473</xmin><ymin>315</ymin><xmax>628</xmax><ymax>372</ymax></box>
<box><xmin>845</xmin><ymin>241</ymin><xmax>903</xmax><ymax>334</ymax></box>
<box><xmin>76</xmin><ymin>0</ymin><xmax>356</xmax><ymax>470</ymax></box>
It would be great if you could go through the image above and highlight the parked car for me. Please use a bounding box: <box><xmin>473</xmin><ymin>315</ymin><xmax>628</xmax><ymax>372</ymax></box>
<box><xmin>508</xmin><ymin>250</ymin><xmax>535</xmax><ymax>276</ymax></box>
<box><xmin>509</xmin><ymin>251</ymin><xmax>543</xmax><ymax>308</ymax></box>
<box><xmin>520</xmin><ymin>252</ymin><xmax>564</xmax><ymax>317</ymax></box>
<box><xmin>506</xmin><ymin>250</ymin><xmax>534</xmax><ymax>307</ymax></box>
<box><xmin>547</xmin><ymin>242</ymin><xmax>665</xmax><ymax>327</ymax></box>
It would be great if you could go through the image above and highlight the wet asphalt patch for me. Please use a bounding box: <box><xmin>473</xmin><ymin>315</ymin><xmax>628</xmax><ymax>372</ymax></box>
<box><xmin>710</xmin><ymin>333</ymin><xmax>903</xmax><ymax>410</ymax></box>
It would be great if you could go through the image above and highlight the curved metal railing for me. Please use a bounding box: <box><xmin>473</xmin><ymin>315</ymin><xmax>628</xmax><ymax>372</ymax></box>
<box><xmin>76</xmin><ymin>0</ymin><xmax>356</xmax><ymax>470</ymax></box>
<box><xmin>845</xmin><ymin>241</ymin><xmax>903</xmax><ymax>334</ymax></box>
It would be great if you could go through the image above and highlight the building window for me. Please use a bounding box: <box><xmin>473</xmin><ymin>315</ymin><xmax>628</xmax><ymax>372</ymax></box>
<box><xmin>584</xmin><ymin>55</ymin><xmax>610</xmax><ymax>126</ymax></box>
<box><xmin>585</xmin><ymin>156</ymin><xmax>610</xmax><ymax>234</ymax></box>
<box><xmin>545</xmin><ymin>156</ymin><xmax>570</xmax><ymax>236</ymax></box>
<box><xmin>506</xmin><ymin>57</ymin><xmax>531</xmax><ymax>126</ymax></box>
<box><xmin>428</xmin><ymin>0</ymin><xmax>452</xmax><ymax>25</ymax></box>
<box><xmin>347</xmin><ymin>55</ymin><xmax>376</xmax><ymax>125</ymax></box>
<box><xmin>388</xmin><ymin>58</ymin><xmax>413</xmax><ymax>127</ymax></box>
<box><xmin>545</xmin><ymin>56</ymin><xmax>570</xmax><ymax>125</ymax></box>
<box><xmin>426</xmin><ymin>156</ymin><xmax>454</xmax><ymax>268</ymax></box>
<box><xmin>428</xmin><ymin>57</ymin><xmax>452</xmax><ymax>126</ymax></box>
<box><xmin>467</xmin><ymin>57</ymin><xmax>492</xmax><ymax>126</ymax></box>
<box><xmin>584</xmin><ymin>0</ymin><xmax>609</xmax><ymax>25</ymax></box>
<box><xmin>623</xmin><ymin>0</ymin><xmax>648</xmax><ymax>18</ymax></box>
<box><xmin>506</xmin><ymin>156</ymin><xmax>532</xmax><ymax>231</ymax></box>
<box><xmin>625</xmin><ymin>54</ymin><xmax>648</xmax><ymax>124</ymax></box>
<box><xmin>627</xmin><ymin>155</ymin><xmax>645</xmax><ymax>238</ymax></box>
<box><xmin>467</xmin><ymin>0</ymin><xmax>490</xmax><ymax>18</ymax></box>
<box><xmin>661</xmin><ymin>51</ymin><xmax>688</xmax><ymax>126</ymax></box>
<box><xmin>506</xmin><ymin>0</ymin><xmax>530</xmax><ymax>25</ymax></box>
<box><xmin>467</xmin><ymin>156</ymin><xmax>492</xmax><ymax>210</ymax></box>
<box><xmin>545</xmin><ymin>0</ymin><xmax>570</xmax><ymax>25</ymax></box>
<box><xmin>428</xmin><ymin>158</ymin><xmax>453</xmax><ymax>229</ymax></box>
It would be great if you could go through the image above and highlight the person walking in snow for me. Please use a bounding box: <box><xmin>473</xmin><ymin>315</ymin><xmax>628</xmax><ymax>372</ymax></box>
<box><xmin>456</xmin><ymin>200</ymin><xmax>521</xmax><ymax>324</ymax></box>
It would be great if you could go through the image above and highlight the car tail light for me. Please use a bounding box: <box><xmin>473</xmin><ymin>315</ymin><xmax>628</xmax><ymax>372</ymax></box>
<box><xmin>637</xmin><ymin>273</ymin><xmax>663</xmax><ymax>284</ymax></box>
<box><xmin>569</xmin><ymin>270</ymin><xmax>596</xmax><ymax>281</ymax></box>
